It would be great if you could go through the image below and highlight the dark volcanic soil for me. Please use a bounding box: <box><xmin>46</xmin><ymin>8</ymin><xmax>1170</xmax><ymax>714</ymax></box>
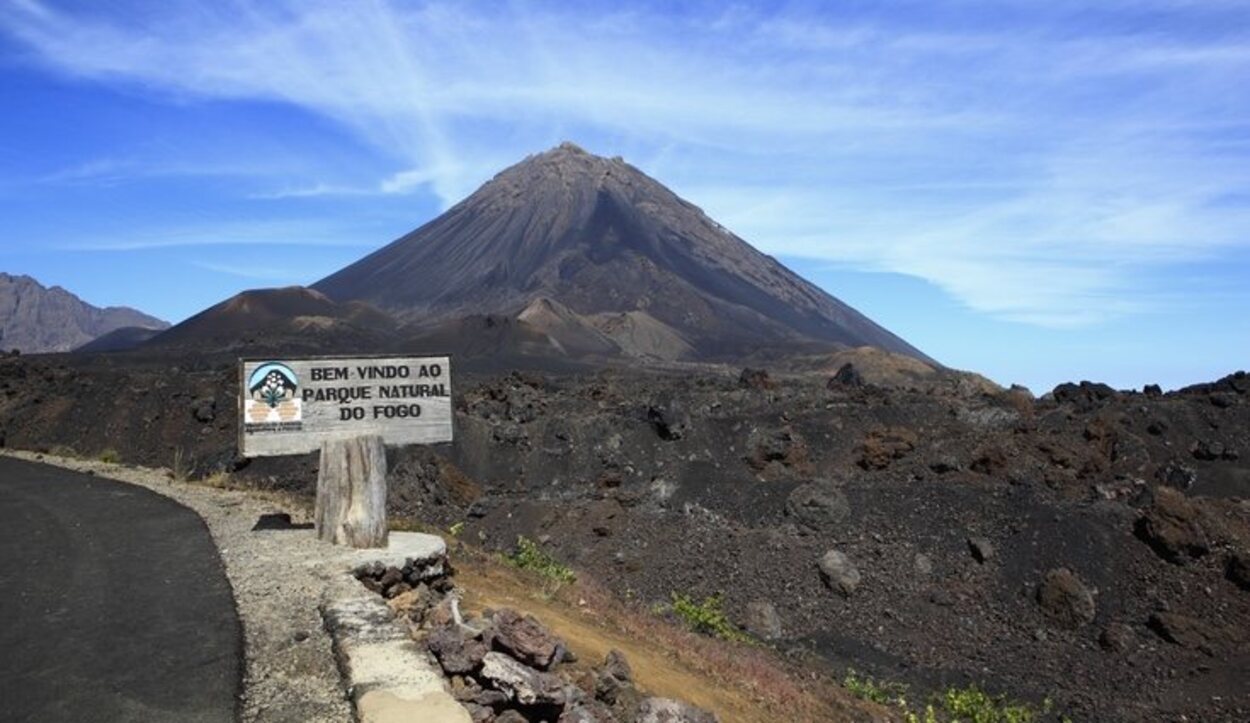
<box><xmin>2</xmin><ymin>352</ymin><xmax>1248</xmax><ymax>722</ymax></box>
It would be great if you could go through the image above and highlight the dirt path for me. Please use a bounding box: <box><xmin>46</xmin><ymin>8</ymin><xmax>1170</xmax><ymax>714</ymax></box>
<box><xmin>453</xmin><ymin>559</ymin><xmax>878</xmax><ymax>723</ymax></box>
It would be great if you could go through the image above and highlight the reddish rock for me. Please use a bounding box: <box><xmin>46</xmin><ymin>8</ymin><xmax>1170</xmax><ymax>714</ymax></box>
<box><xmin>426</xmin><ymin>626</ymin><xmax>487</xmax><ymax>675</ymax></box>
<box><xmin>857</xmin><ymin>426</ymin><xmax>917</xmax><ymax>470</ymax></box>
<box><xmin>1134</xmin><ymin>487</ymin><xmax>1210</xmax><ymax>563</ymax></box>
<box><xmin>1036</xmin><ymin>568</ymin><xmax>1096</xmax><ymax>628</ymax></box>
<box><xmin>738</xmin><ymin>368</ymin><xmax>774</xmax><ymax>390</ymax></box>
<box><xmin>1147</xmin><ymin>612</ymin><xmax>1220</xmax><ymax>654</ymax></box>
<box><xmin>492</xmin><ymin>608</ymin><xmax>566</xmax><ymax>671</ymax></box>
<box><xmin>746</xmin><ymin>426</ymin><xmax>810</xmax><ymax>474</ymax></box>
<box><xmin>1099</xmin><ymin>623</ymin><xmax>1135</xmax><ymax>652</ymax></box>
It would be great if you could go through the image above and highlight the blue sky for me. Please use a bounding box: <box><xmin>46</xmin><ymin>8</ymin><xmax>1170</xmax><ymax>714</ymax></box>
<box><xmin>0</xmin><ymin>1</ymin><xmax>1247</xmax><ymax>391</ymax></box>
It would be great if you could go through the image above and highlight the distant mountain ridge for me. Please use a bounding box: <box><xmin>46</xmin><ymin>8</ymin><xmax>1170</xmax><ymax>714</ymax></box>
<box><xmin>315</xmin><ymin>142</ymin><xmax>933</xmax><ymax>364</ymax></box>
<box><xmin>0</xmin><ymin>273</ymin><xmax>168</xmax><ymax>353</ymax></box>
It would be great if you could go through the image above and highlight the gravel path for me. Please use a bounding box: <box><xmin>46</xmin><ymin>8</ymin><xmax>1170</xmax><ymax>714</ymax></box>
<box><xmin>2</xmin><ymin>450</ymin><xmax>355</xmax><ymax>723</ymax></box>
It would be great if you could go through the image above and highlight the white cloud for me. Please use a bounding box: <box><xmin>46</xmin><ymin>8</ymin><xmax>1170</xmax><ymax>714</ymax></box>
<box><xmin>2</xmin><ymin>1</ymin><xmax>1248</xmax><ymax>327</ymax></box>
<box><xmin>191</xmin><ymin>260</ymin><xmax>331</xmax><ymax>282</ymax></box>
<box><xmin>58</xmin><ymin>220</ymin><xmax>377</xmax><ymax>251</ymax></box>
<box><xmin>247</xmin><ymin>183</ymin><xmax>373</xmax><ymax>200</ymax></box>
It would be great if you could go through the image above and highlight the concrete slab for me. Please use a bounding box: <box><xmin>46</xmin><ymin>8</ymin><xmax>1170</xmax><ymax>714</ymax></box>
<box><xmin>321</xmin><ymin>534</ymin><xmax>470</xmax><ymax>723</ymax></box>
<box><xmin>341</xmin><ymin>531</ymin><xmax>448</xmax><ymax>570</ymax></box>
<box><xmin>358</xmin><ymin>689</ymin><xmax>470</xmax><ymax>723</ymax></box>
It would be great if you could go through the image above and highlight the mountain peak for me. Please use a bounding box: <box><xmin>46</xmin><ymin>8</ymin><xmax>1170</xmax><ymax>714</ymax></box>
<box><xmin>553</xmin><ymin>140</ymin><xmax>590</xmax><ymax>155</ymax></box>
<box><xmin>0</xmin><ymin>273</ymin><xmax>168</xmax><ymax>353</ymax></box>
<box><xmin>492</xmin><ymin>141</ymin><xmax>626</xmax><ymax>189</ymax></box>
<box><xmin>314</xmin><ymin>145</ymin><xmax>932</xmax><ymax>364</ymax></box>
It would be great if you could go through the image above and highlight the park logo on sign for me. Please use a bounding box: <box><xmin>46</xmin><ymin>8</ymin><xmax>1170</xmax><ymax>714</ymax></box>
<box><xmin>244</xmin><ymin>362</ymin><xmax>304</xmax><ymax>431</ymax></box>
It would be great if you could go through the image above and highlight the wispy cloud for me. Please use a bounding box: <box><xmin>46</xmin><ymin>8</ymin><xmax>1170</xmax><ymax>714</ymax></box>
<box><xmin>191</xmin><ymin>260</ymin><xmax>318</xmax><ymax>282</ymax></box>
<box><xmin>246</xmin><ymin>183</ymin><xmax>375</xmax><ymax>200</ymax></box>
<box><xmin>58</xmin><ymin>220</ymin><xmax>377</xmax><ymax>251</ymax></box>
<box><xmin>2</xmin><ymin>1</ymin><xmax>1248</xmax><ymax>327</ymax></box>
<box><xmin>39</xmin><ymin>156</ymin><xmax>279</xmax><ymax>187</ymax></box>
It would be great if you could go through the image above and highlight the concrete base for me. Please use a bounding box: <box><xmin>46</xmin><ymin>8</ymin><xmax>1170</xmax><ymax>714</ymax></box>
<box><xmin>341</xmin><ymin>531</ymin><xmax>448</xmax><ymax>570</ymax></box>
<box><xmin>322</xmin><ymin>532</ymin><xmax>469</xmax><ymax>723</ymax></box>
<box><xmin>358</xmin><ymin>690</ymin><xmax>469</xmax><ymax>723</ymax></box>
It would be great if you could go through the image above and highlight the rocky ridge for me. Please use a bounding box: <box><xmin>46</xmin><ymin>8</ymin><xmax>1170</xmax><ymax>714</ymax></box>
<box><xmin>0</xmin><ymin>273</ymin><xmax>167</xmax><ymax>353</ymax></box>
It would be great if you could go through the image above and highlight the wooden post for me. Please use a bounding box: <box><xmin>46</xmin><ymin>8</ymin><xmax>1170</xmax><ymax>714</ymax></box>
<box><xmin>315</xmin><ymin>435</ymin><xmax>388</xmax><ymax>548</ymax></box>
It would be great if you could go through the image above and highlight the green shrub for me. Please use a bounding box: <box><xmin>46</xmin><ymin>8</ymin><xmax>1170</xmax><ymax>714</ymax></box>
<box><xmin>941</xmin><ymin>684</ymin><xmax>1044</xmax><ymax>723</ymax></box>
<box><xmin>670</xmin><ymin>592</ymin><xmax>750</xmax><ymax>643</ymax></box>
<box><xmin>99</xmin><ymin>448</ymin><xmax>120</xmax><ymax>464</ymax></box>
<box><xmin>507</xmin><ymin>536</ymin><xmax>576</xmax><ymax>584</ymax></box>
<box><xmin>843</xmin><ymin>668</ymin><xmax>908</xmax><ymax>706</ymax></box>
<box><xmin>840</xmin><ymin>673</ymin><xmax>1063</xmax><ymax>723</ymax></box>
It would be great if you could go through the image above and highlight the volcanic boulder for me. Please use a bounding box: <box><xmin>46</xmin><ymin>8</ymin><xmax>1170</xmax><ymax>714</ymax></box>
<box><xmin>1134</xmin><ymin>487</ymin><xmax>1211</xmax><ymax>563</ymax></box>
<box><xmin>784</xmin><ymin>482</ymin><xmax>850</xmax><ymax>533</ymax></box>
<box><xmin>479</xmin><ymin>652</ymin><xmax>567</xmax><ymax>707</ymax></box>
<box><xmin>1036</xmin><ymin>568</ymin><xmax>1097</xmax><ymax>628</ymax></box>
<box><xmin>744</xmin><ymin>601</ymin><xmax>783</xmax><ymax>640</ymax></box>
<box><xmin>427</xmin><ymin>626</ymin><xmax>488</xmax><ymax>675</ymax></box>
<box><xmin>818</xmin><ymin>550</ymin><xmax>861</xmax><ymax>597</ymax></box>
<box><xmin>857</xmin><ymin>427</ymin><xmax>917</xmax><ymax>470</ymax></box>
<box><xmin>491</xmin><ymin>608</ymin><xmax>566</xmax><ymax>671</ymax></box>
<box><xmin>1227</xmin><ymin>550</ymin><xmax>1250</xmax><ymax>591</ymax></box>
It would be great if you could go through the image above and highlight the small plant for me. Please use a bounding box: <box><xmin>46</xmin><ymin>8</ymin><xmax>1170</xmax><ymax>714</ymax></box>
<box><xmin>98</xmin><ymin>448</ymin><xmax>120</xmax><ymax>464</ymax></box>
<box><xmin>507</xmin><ymin>535</ymin><xmax>576</xmax><ymax>585</ymax></box>
<box><xmin>904</xmin><ymin>705</ymin><xmax>940</xmax><ymax>723</ymax></box>
<box><xmin>448</xmin><ymin>521</ymin><xmax>465</xmax><ymax>537</ymax></box>
<box><xmin>49</xmin><ymin>444</ymin><xmax>78</xmax><ymax>459</ymax></box>
<box><xmin>843</xmin><ymin>668</ymin><xmax>908</xmax><ymax>706</ymax></box>
<box><xmin>670</xmin><ymin>592</ymin><xmax>750</xmax><ymax>643</ymax></box>
<box><xmin>170</xmin><ymin>446</ymin><xmax>190</xmax><ymax>482</ymax></box>
<box><xmin>201</xmin><ymin>472</ymin><xmax>231</xmax><ymax>489</ymax></box>
<box><xmin>840</xmin><ymin>673</ymin><xmax>1061</xmax><ymax>723</ymax></box>
<box><xmin>941</xmin><ymin>684</ymin><xmax>1042</xmax><ymax>723</ymax></box>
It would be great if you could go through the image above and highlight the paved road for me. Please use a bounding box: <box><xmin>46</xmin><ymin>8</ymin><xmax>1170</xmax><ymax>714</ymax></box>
<box><xmin>0</xmin><ymin>457</ymin><xmax>241</xmax><ymax>722</ymax></box>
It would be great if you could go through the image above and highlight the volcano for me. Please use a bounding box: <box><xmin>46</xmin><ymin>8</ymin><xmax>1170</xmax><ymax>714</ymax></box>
<box><xmin>315</xmin><ymin>142</ymin><xmax>929</xmax><ymax>363</ymax></box>
<box><xmin>147</xmin><ymin>286</ymin><xmax>396</xmax><ymax>354</ymax></box>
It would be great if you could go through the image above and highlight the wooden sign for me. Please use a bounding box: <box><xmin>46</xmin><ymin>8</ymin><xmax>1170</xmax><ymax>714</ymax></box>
<box><xmin>239</xmin><ymin>355</ymin><xmax>452</xmax><ymax>457</ymax></box>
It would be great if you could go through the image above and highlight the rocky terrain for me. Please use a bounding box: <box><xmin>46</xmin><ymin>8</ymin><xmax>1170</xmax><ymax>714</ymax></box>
<box><xmin>3</xmin><ymin>143</ymin><xmax>1246</xmax><ymax>721</ymax></box>
<box><xmin>0</xmin><ymin>272</ymin><xmax>167</xmax><ymax>353</ymax></box>
<box><xmin>357</xmin><ymin>546</ymin><xmax>722</xmax><ymax>722</ymax></box>
<box><xmin>1</xmin><ymin>349</ymin><xmax>1247</xmax><ymax>721</ymax></box>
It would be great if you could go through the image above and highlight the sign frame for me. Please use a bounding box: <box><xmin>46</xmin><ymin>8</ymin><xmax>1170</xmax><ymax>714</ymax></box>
<box><xmin>237</xmin><ymin>352</ymin><xmax>455</xmax><ymax>458</ymax></box>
